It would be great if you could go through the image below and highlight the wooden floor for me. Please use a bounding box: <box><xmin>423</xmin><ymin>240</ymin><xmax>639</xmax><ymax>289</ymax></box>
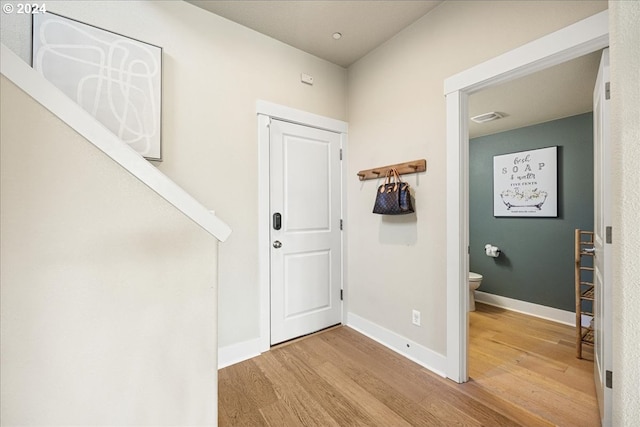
<box><xmin>218</xmin><ymin>303</ymin><xmax>599</xmax><ymax>426</ymax></box>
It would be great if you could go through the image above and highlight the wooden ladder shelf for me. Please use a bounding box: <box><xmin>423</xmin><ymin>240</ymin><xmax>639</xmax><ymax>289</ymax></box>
<box><xmin>575</xmin><ymin>229</ymin><xmax>595</xmax><ymax>359</ymax></box>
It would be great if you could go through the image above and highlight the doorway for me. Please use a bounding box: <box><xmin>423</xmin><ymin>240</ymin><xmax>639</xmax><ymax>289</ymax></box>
<box><xmin>444</xmin><ymin>9</ymin><xmax>610</xmax><ymax>426</ymax></box>
<box><xmin>464</xmin><ymin>53</ymin><xmax>603</xmax><ymax>426</ymax></box>
<box><xmin>467</xmin><ymin>51</ymin><xmax>600</xmax><ymax>321</ymax></box>
<box><xmin>257</xmin><ymin>101</ymin><xmax>349</xmax><ymax>351</ymax></box>
<box><xmin>443</xmin><ymin>9</ymin><xmax>608</xmax><ymax>384</ymax></box>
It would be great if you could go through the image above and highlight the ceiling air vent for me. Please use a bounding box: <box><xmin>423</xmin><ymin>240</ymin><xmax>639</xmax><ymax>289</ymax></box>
<box><xmin>470</xmin><ymin>112</ymin><xmax>504</xmax><ymax>123</ymax></box>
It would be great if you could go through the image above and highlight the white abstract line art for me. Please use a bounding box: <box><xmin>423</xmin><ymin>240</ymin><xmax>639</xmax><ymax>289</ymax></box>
<box><xmin>33</xmin><ymin>13</ymin><xmax>162</xmax><ymax>160</ymax></box>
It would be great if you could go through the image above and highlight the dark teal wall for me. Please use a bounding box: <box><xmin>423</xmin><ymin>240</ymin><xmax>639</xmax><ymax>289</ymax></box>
<box><xmin>469</xmin><ymin>113</ymin><xmax>594</xmax><ymax>312</ymax></box>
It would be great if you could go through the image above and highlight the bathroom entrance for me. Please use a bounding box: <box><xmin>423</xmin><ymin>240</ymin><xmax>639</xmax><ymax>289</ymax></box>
<box><xmin>444</xmin><ymin>11</ymin><xmax>611</xmax><ymax>425</ymax></box>
<box><xmin>464</xmin><ymin>48</ymin><xmax>609</xmax><ymax>427</ymax></box>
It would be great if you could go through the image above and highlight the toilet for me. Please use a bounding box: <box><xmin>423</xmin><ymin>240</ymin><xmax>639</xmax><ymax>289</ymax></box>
<box><xmin>468</xmin><ymin>272</ymin><xmax>483</xmax><ymax>311</ymax></box>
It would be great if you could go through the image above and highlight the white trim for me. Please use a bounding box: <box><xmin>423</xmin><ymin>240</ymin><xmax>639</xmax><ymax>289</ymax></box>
<box><xmin>256</xmin><ymin>100</ymin><xmax>348</xmax><ymax>133</ymax></box>
<box><xmin>257</xmin><ymin>113</ymin><xmax>272</xmax><ymax>353</ymax></box>
<box><xmin>0</xmin><ymin>44</ymin><xmax>231</xmax><ymax>242</ymax></box>
<box><xmin>347</xmin><ymin>313</ymin><xmax>447</xmax><ymax>377</ymax></box>
<box><xmin>444</xmin><ymin>11</ymin><xmax>609</xmax><ymax>95</ymax></box>
<box><xmin>445</xmin><ymin>89</ymin><xmax>469</xmax><ymax>383</ymax></box>
<box><xmin>340</xmin><ymin>133</ymin><xmax>349</xmax><ymax>324</ymax></box>
<box><xmin>444</xmin><ymin>11</ymin><xmax>609</xmax><ymax>383</ymax></box>
<box><xmin>218</xmin><ymin>338</ymin><xmax>262</xmax><ymax>369</ymax></box>
<box><xmin>256</xmin><ymin>101</ymin><xmax>348</xmax><ymax>353</ymax></box>
<box><xmin>474</xmin><ymin>292</ymin><xmax>575</xmax><ymax>326</ymax></box>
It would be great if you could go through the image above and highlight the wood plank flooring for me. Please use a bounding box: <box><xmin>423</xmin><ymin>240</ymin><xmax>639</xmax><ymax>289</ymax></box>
<box><xmin>468</xmin><ymin>304</ymin><xmax>598</xmax><ymax>427</ymax></box>
<box><xmin>219</xmin><ymin>303</ymin><xmax>599</xmax><ymax>426</ymax></box>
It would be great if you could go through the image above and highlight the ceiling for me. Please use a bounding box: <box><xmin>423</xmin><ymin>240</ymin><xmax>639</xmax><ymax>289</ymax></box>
<box><xmin>187</xmin><ymin>0</ymin><xmax>600</xmax><ymax>138</ymax></box>
<box><xmin>187</xmin><ymin>1</ymin><xmax>443</xmax><ymax>68</ymax></box>
<box><xmin>469</xmin><ymin>50</ymin><xmax>601</xmax><ymax>138</ymax></box>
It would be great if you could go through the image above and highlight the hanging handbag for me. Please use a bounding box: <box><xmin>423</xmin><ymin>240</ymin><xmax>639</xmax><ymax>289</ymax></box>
<box><xmin>372</xmin><ymin>168</ymin><xmax>414</xmax><ymax>215</ymax></box>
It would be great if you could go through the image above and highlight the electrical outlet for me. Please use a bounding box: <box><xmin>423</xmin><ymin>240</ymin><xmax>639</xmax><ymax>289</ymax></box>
<box><xmin>412</xmin><ymin>309</ymin><xmax>421</xmax><ymax>326</ymax></box>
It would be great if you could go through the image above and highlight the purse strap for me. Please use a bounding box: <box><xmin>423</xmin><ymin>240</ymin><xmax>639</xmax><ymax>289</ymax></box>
<box><xmin>379</xmin><ymin>168</ymin><xmax>407</xmax><ymax>193</ymax></box>
<box><xmin>381</xmin><ymin>168</ymin><xmax>399</xmax><ymax>192</ymax></box>
<box><xmin>391</xmin><ymin>168</ymin><xmax>409</xmax><ymax>190</ymax></box>
<box><xmin>384</xmin><ymin>168</ymin><xmax>394</xmax><ymax>185</ymax></box>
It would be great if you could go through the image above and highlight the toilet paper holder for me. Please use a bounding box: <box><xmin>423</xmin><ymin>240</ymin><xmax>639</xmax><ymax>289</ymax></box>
<box><xmin>485</xmin><ymin>244</ymin><xmax>501</xmax><ymax>257</ymax></box>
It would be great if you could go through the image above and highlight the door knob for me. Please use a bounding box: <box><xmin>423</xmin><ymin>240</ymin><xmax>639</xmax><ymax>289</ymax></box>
<box><xmin>273</xmin><ymin>240</ymin><xmax>282</xmax><ymax>249</ymax></box>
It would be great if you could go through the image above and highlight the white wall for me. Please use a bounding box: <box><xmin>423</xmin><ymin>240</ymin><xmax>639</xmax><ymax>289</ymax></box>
<box><xmin>0</xmin><ymin>0</ymin><xmax>348</xmax><ymax>350</ymax></box>
<box><xmin>0</xmin><ymin>1</ymin><xmax>30</xmax><ymax>62</ymax></box>
<box><xmin>346</xmin><ymin>1</ymin><xmax>607</xmax><ymax>355</ymax></box>
<box><xmin>610</xmin><ymin>0</ymin><xmax>640</xmax><ymax>423</ymax></box>
<box><xmin>1</xmin><ymin>76</ymin><xmax>219</xmax><ymax>425</ymax></box>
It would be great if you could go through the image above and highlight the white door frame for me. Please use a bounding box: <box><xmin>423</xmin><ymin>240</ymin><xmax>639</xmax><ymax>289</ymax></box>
<box><xmin>257</xmin><ymin>100</ymin><xmax>348</xmax><ymax>352</ymax></box>
<box><xmin>443</xmin><ymin>11</ymin><xmax>609</xmax><ymax>383</ymax></box>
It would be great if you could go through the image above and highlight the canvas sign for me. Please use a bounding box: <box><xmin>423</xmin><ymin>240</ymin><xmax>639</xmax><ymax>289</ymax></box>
<box><xmin>493</xmin><ymin>146</ymin><xmax>558</xmax><ymax>217</ymax></box>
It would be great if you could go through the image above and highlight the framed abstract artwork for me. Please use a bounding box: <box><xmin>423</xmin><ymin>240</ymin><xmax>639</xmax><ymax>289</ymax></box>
<box><xmin>33</xmin><ymin>12</ymin><xmax>163</xmax><ymax>160</ymax></box>
<box><xmin>493</xmin><ymin>146</ymin><xmax>558</xmax><ymax>217</ymax></box>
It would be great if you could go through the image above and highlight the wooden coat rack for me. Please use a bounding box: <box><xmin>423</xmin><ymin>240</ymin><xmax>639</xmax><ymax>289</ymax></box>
<box><xmin>357</xmin><ymin>159</ymin><xmax>426</xmax><ymax>181</ymax></box>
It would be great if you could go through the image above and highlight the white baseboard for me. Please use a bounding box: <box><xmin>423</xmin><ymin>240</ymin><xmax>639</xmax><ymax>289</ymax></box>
<box><xmin>219</xmin><ymin>296</ymin><xmax>572</xmax><ymax>371</ymax></box>
<box><xmin>218</xmin><ymin>338</ymin><xmax>262</xmax><ymax>369</ymax></box>
<box><xmin>474</xmin><ymin>291</ymin><xmax>575</xmax><ymax>326</ymax></box>
<box><xmin>346</xmin><ymin>312</ymin><xmax>447</xmax><ymax>377</ymax></box>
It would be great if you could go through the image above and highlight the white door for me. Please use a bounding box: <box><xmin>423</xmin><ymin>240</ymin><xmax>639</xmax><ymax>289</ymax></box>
<box><xmin>593</xmin><ymin>48</ymin><xmax>612</xmax><ymax>426</ymax></box>
<box><xmin>269</xmin><ymin>119</ymin><xmax>342</xmax><ymax>345</ymax></box>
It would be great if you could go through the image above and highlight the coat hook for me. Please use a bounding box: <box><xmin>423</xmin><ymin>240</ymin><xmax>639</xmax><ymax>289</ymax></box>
<box><xmin>356</xmin><ymin>159</ymin><xmax>425</xmax><ymax>181</ymax></box>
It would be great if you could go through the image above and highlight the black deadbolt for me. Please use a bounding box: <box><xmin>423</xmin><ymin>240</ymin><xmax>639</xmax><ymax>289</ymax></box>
<box><xmin>273</xmin><ymin>213</ymin><xmax>282</xmax><ymax>230</ymax></box>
